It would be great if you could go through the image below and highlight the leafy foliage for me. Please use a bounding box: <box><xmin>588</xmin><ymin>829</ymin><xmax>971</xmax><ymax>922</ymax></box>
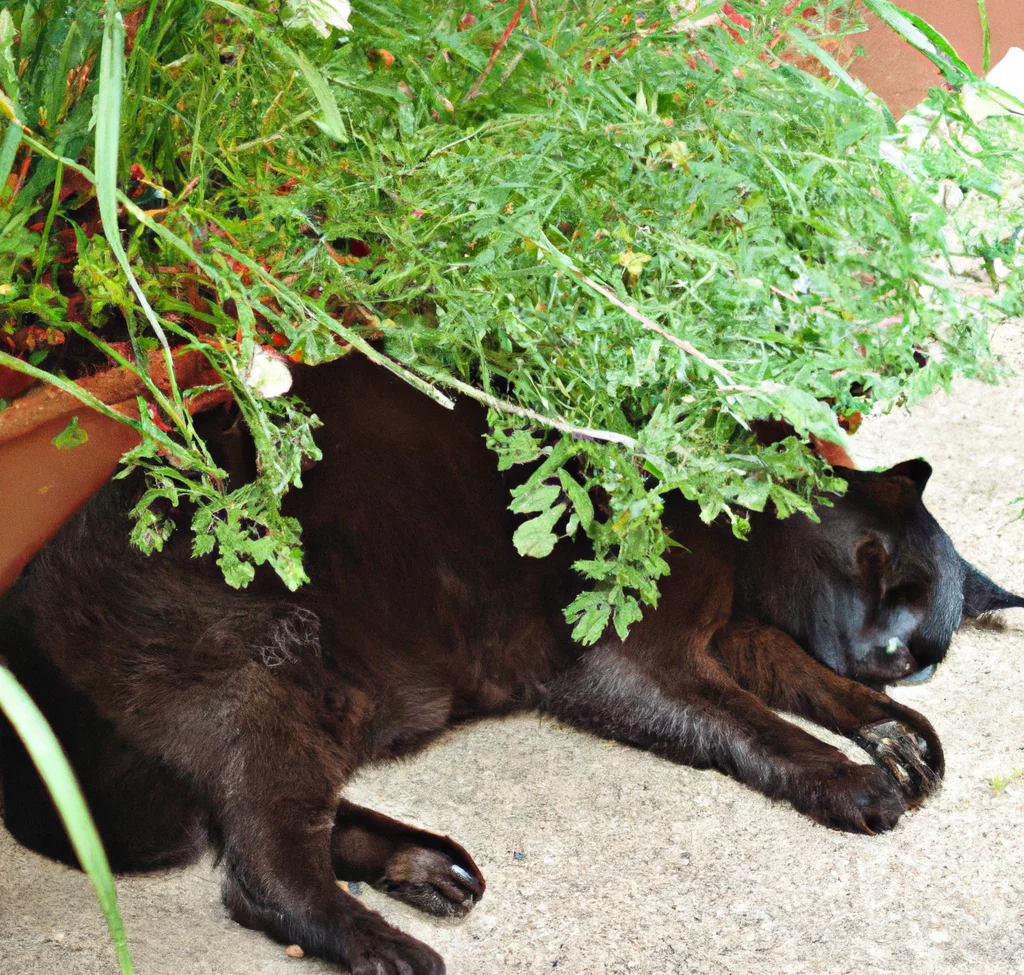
<box><xmin>0</xmin><ymin>0</ymin><xmax>1021</xmax><ymax>641</ymax></box>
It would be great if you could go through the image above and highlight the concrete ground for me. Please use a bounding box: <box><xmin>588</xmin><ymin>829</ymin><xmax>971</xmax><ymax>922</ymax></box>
<box><xmin>2</xmin><ymin>324</ymin><xmax>1023</xmax><ymax>975</ymax></box>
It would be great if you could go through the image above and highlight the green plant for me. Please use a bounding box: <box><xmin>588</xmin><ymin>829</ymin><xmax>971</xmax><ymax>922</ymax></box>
<box><xmin>0</xmin><ymin>666</ymin><xmax>134</xmax><ymax>975</ymax></box>
<box><xmin>989</xmin><ymin>767</ymin><xmax>1023</xmax><ymax>796</ymax></box>
<box><xmin>0</xmin><ymin>0</ymin><xmax>1021</xmax><ymax>640</ymax></box>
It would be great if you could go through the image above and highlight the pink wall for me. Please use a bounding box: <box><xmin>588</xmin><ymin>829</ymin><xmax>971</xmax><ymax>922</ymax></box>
<box><xmin>852</xmin><ymin>0</ymin><xmax>1024</xmax><ymax>115</ymax></box>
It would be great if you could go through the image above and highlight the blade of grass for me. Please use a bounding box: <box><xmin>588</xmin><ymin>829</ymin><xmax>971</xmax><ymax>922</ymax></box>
<box><xmin>0</xmin><ymin>666</ymin><xmax>135</xmax><ymax>975</ymax></box>
<box><xmin>33</xmin><ymin>158</ymin><xmax>62</xmax><ymax>281</ymax></box>
<box><xmin>0</xmin><ymin>349</ymin><xmax>148</xmax><ymax>430</ymax></box>
<box><xmin>96</xmin><ymin>0</ymin><xmax>187</xmax><ymax>430</ymax></box>
<box><xmin>269</xmin><ymin>38</ymin><xmax>348</xmax><ymax>143</ymax></box>
<box><xmin>0</xmin><ymin>119</ymin><xmax>21</xmax><ymax>191</ymax></box>
<box><xmin>860</xmin><ymin>0</ymin><xmax>974</xmax><ymax>85</ymax></box>
<box><xmin>15</xmin><ymin>0</ymin><xmax>38</xmax><ymax>60</ymax></box>
<box><xmin>976</xmin><ymin>0</ymin><xmax>990</xmax><ymax>74</ymax></box>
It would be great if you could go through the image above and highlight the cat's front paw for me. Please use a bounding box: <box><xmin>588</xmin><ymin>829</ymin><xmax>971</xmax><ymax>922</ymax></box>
<box><xmin>799</xmin><ymin>763</ymin><xmax>908</xmax><ymax>834</ymax></box>
<box><xmin>343</xmin><ymin>912</ymin><xmax>446</xmax><ymax>975</ymax></box>
<box><xmin>377</xmin><ymin>840</ymin><xmax>485</xmax><ymax>918</ymax></box>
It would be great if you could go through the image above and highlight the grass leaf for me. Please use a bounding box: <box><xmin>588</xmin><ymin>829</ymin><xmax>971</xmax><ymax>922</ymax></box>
<box><xmin>976</xmin><ymin>0</ymin><xmax>990</xmax><ymax>74</ymax></box>
<box><xmin>0</xmin><ymin>119</ymin><xmax>21</xmax><ymax>192</ymax></box>
<box><xmin>269</xmin><ymin>37</ymin><xmax>348</xmax><ymax>144</ymax></box>
<box><xmin>0</xmin><ymin>666</ymin><xmax>135</xmax><ymax>975</ymax></box>
<box><xmin>96</xmin><ymin>0</ymin><xmax>185</xmax><ymax>426</ymax></box>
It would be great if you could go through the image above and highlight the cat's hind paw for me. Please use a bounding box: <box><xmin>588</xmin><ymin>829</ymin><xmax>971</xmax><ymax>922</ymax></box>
<box><xmin>377</xmin><ymin>840</ymin><xmax>485</xmax><ymax>918</ymax></box>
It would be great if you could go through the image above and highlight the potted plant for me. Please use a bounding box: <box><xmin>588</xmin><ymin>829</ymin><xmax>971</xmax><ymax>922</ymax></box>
<box><xmin>1</xmin><ymin>1</ymin><xmax>1022</xmax><ymax>966</ymax></box>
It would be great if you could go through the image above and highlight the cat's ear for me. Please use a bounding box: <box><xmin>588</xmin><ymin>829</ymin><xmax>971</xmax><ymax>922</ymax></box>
<box><xmin>883</xmin><ymin>459</ymin><xmax>932</xmax><ymax>496</ymax></box>
<box><xmin>961</xmin><ymin>558</ymin><xmax>1024</xmax><ymax>617</ymax></box>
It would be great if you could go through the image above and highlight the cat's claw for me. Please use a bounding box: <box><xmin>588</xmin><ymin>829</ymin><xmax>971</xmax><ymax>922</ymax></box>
<box><xmin>450</xmin><ymin>864</ymin><xmax>475</xmax><ymax>885</ymax></box>
<box><xmin>855</xmin><ymin>719</ymin><xmax>941</xmax><ymax>805</ymax></box>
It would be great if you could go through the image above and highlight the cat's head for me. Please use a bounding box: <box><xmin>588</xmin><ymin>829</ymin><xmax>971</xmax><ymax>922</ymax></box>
<box><xmin>739</xmin><ymin>460</ymin><xmax>1024</xmax><ymax>687</ymax></box>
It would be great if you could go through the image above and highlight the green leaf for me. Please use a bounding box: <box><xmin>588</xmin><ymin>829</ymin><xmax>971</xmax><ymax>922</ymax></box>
<box><xmin>0</xmin><ymin>119</ymin><xmax>21</xmax><ymax>192</ymax></box>
<box><xmin>205</xmin><ymin>0</ymin><xmax>264</xmax><ymax>27</ymax></box>
<box><xmin>491</xmin><ymin>428</ymin><xmax>542</xmax><ymax>469</ymax></box>
<box><xmin>976</xmin><ymin>0</ymin><xmax>990</xmax><ymax>73</ymax></box>
<box><xmin>0</xmin><ymin>667</ymin><xmax>135</xmax><ymax>975</ymax></box>
<box><xmin>565</xmin><ymin>589</ymin><xmax>612</xmax><ymax>645</ymax></box>
<box><xmin>612</xmin><ymin>594</ymin><xmax>643</xmax><ymax>641</ymax></box>
<box><xmin>0</xmin><ymin>9</ymin><xmax>18</xmax><ymax>105</ymax></box>
<box><xmin>51</xmin><ymin>415</ymin><xmax>89</xmax><ymax>449</ymax></box>
<box><xmin>754</xmin><ymin>384</ymin><xmax>850</xmax><ymax>448</ymax></box>
<box><xmin>558</xmin><ymin>468</ymin><xmax>594</xmax><ymax>531</ymax></box>
<box><xmin>512</xmin><ymin>503</ymin><xmax>566</xmax><ymax>558</ymax></box>
<box><xmin>509</xmin><ymin>481</ymin><xmax>560</xmax><ymax>514</ymax></box>
<box><xmin>270</xmin><ymin>39</ymin><xmax>348</xmax><ymax>144</ymax></box>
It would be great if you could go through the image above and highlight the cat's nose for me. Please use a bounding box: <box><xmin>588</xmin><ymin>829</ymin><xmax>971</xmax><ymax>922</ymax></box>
<box><xmin>898</xmin><ymin>662</ymin><xmax>938</xmax><ymax>685</ymax></box>
<box><xmin>879</xmin><ymin>639</ymin><xmax>915</xmax><ymax>675</ymax></box>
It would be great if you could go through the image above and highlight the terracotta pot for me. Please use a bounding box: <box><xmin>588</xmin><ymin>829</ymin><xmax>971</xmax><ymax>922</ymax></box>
<box><xmin>0</xmin><ymin>348</ymin><xmax>223</xmax><ymax>596</ymax></box>
<box><xmin>0</xmin><ymin>410</ymin><xmax>140</xmax><ymax>595</ymax></box>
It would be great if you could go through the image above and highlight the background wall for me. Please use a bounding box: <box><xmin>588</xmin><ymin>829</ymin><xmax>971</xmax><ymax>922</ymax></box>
<box><xmin>852</xmin><ymin>0</ymin><xmax>1024</xmax><ymax>115</ymax></box>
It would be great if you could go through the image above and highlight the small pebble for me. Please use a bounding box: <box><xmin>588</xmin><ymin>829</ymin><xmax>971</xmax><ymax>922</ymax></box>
<box><xmin>285</xmin><ymin>944</ymin><xmax>305</xmax><ymax>958</ymax></box>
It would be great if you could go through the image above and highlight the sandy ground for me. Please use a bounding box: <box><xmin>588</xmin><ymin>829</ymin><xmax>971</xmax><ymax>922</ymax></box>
<box><xmin>2</xmin><ymin>323</ymin><xmax>1023</xmax><ymax>975</ymax></box>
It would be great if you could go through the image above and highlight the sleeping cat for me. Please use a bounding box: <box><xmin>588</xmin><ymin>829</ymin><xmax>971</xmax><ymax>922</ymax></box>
<box><xmin>1</xmin><ymin>353</ymin><xmax>1020</xmax><ymax>975</ymax></box>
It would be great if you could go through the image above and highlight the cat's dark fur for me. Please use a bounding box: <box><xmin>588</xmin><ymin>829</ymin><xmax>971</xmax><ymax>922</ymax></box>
<box><xmin>1</xmin><ymin>354</ymin><xmax>1020</xmax><ymax>975</ymax></box>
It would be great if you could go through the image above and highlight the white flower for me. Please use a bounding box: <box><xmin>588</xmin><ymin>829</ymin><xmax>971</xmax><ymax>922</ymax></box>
<box><xmin>962</xmin><ymin>47</ymin><xmax>1024</xmax><ymax>122</ymax></box>
<box><xmin>284</xmin><ymin>0</ymin><xmax>352</xmax><ymax>37</ymax></box>
<box><xmin>245</xmin><ymin>348</ymin><xmax>294</xmax><ymax>399</ymax></box>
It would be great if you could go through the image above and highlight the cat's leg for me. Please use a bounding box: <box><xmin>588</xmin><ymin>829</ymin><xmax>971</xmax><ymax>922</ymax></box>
<box><xmin>331</xmin><ymin>800</ymin><xmax>485</xmax><ymax>917</ymax></box>
<box><xmin>713</xmin><ymin>619</ymin><xmax>943</xmax><ymax>803</ymax></box>
<box><xmin>65</xmin><ymin>604</ymin><xmax>444</xmax><ymax>975</ymax></box>
<box><xmin>543</xmin><ymin>644</ymin><xmax>909</xmax><ymax>833</ymax></box>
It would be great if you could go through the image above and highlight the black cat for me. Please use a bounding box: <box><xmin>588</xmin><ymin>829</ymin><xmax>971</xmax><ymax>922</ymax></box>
<box><xmin>1</xmin><ymin>354</ymin><xmax>1020</xmax><ymax>975</ymax></box>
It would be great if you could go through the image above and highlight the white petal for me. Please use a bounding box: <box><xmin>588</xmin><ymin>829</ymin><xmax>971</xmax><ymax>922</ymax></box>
<box><xmin>963</xmin><ymin>47</ymin><xmax>1024</xmax><ymax>121</ymax></box>
<box><xmin>307</xmin><ymin>0</ymin><xmax>351</xmax><ymax>31</ymax></box>
<box><xmin>245</xmin><ymin>348</ymin><xmax>294</xmax><ymax>399</ymax></box>
<box><xmin>284</xmin><ymin>0</ymin><xmax>351</xmax><ymax>36</ymax></box>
